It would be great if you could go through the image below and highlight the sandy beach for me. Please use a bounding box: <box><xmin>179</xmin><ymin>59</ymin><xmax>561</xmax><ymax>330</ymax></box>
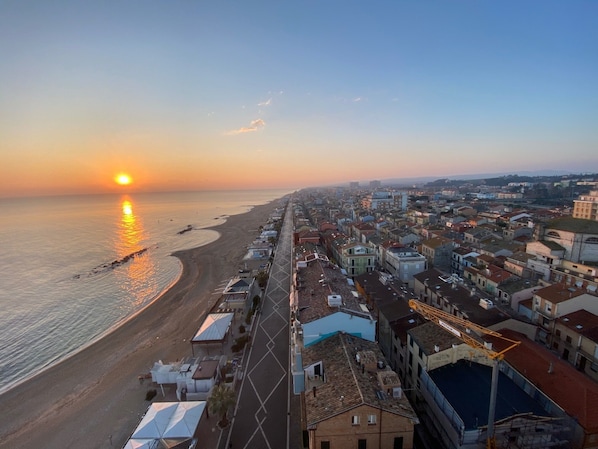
<box><xmin>0</xmin><ymin>200</ymin><xmax>280</xmax><ymax>449</ymax></box>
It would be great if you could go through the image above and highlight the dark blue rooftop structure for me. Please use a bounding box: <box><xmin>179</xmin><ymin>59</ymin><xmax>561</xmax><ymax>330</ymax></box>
<box><xmin>428</xmin><ymin>360</ymin><xmax>548</xmax><ymax>430</ymax></box>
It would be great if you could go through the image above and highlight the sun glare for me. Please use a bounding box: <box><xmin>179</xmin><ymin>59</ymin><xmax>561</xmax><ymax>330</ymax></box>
<box><xmin>115</xmin><ymin>173</ymin><xmax>133</xmax><ymax>186</ymax></box>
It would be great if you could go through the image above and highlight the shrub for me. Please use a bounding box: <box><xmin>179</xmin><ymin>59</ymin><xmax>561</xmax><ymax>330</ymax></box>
<box><xmin>145</xmin><ymin>389</ymin><xmax>157</xmax><ymax>401</ymax></box>
<box><xmin>231</xmin><ymin>334</ymin><xmax>250</xmax><ymax>353</ymax></box>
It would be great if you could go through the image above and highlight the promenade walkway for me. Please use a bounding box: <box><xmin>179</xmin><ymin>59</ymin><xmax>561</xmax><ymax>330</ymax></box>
<box><xmin>219</xmin><ymin>199</ymin><xmax>301</xmax><ymax>449</ymax></box>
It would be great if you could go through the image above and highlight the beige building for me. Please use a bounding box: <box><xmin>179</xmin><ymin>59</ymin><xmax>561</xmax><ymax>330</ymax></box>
<box><xmin>573</xmin><ymin>190</ymin><xmax>598</xmax><ymax>221</ymax></box>
<box><xmin>537</xmin><ymin>217</ymin><xmax>598</xmax><ymax>263</ymax></box>
<box><xmin>531</xmin><ymin>283</ymin><xmax>598</xmax><ymax>344</ymax></box>
<box><xmin>553</xmin><ymin>309</ymin><xmax>598</xmax><ymax>382</ymax></box>
<box><xmin>302</xmin><ymin>332</ymin><xmax>418</xmax><ymax>449</ymax></box>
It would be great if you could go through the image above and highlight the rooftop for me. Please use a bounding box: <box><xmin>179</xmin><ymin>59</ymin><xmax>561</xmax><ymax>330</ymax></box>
<box><xmin>429</xmin><ymin>360</ymin><xmax>549</xmax><ymax>430</ymax></box>
<box><xmin>546</xmin><ymin>217</ymin><xmax>598</xmax><ymax>234</ymax></box>
<box><xmin>488</xmin><ymin>329</ymin><xmax>598</xmax><ymax>431</ymax></box>
<box><xmin>414</xmin><ymin>269</ymin><xmax>511</xmax><ymax>329</ymax></box>
<box><xmin>557</xmin><ymin>309</ymin><xmax>598</xmax><ymax>341</ymax></box>
<box><xmin>408</xmin><ymin>321</ymin><xmax>463</xmax><ymax>355</ymax></box>
<box><xmin>192</xmin><ymin>359</ymin><xmax>219</xmax><ymax>380</ymax></box>
<box><xmin>535</xmin><ymin>283</ymin><xmax>586</xmax><ymax>304</ymax></box>
<box><xmin>296</xmin><ymin>253</ymin><xmax>366</xmax><ymax>324</ymax></box>
<box><xmin>302</xmin><ymin>332</ymin><xmax>417</xmax><ymax>426</ymax></box>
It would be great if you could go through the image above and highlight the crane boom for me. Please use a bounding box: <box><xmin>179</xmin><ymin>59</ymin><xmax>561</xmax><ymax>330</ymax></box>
<box><xmin>408</xmin><ymin>298</ymin><xmax>521</xmax><ymax>449</ymax></box>
<box><xmin>407</xmin><ymin>299</ymin><xmax>520</xmax><ymax>359</ymax></box>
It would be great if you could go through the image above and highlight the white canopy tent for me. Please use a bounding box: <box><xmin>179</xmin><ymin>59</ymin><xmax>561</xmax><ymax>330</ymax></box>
<box><xmin>123</xmin><ymin>439</ymin><xmax>158</xmax><ymax>449</ymax></box>
<box><xmin>127</xmin><ymin>401</ymin><xmax>206</xmax><ymax>448</ymax></box>
<box><xmin>162</xmin><ymin>402</ymin><xmax>206</xmax><ymax>439</ymax></box>
<box><xmin>132</xmin><ymin>402</ymin><xmax>178</xmax><ymax>439</ymax></box>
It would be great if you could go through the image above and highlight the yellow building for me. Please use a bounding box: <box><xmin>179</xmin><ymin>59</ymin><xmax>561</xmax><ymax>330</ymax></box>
<box><xmin>573</xmin><ymin>190</ymin><xmax>598</xmax><ymax>221</ymax></box>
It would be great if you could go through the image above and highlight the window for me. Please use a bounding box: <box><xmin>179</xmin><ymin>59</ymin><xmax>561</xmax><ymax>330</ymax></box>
<box><xmin>321</xmin><ymin>442</ymin><xmax>330</xmax><ymax>449</ymax></box>
<box><xmin>393</xmin><ymin>437</ymin><xmax>404</xmax><ymax>449</ymax></box>
<box><xmin>566</xmin><ymin>335</ymin><xmax>572</xmax><ymax>344</ymax></box>
<box><xmin>367</xmin><ymin>414</ymin><xmax>376</xmax><ymax>425</ymax></box>
<box><xmin>352</xmin><ymin>415</ymin><xmax>360</xmax><ymax>425</ymax></box>
<box><xmin>358</xmin><ymin>439</ymin><xmax>367</xmax><ymax>449</ymax></box>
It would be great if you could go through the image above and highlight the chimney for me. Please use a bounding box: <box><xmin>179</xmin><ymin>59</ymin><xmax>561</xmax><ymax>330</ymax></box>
<box><xmin>548</xmin><ymin>362</ymin><xmax>554</xmax><ymax>374</ymax></box>
<box><xmin>313</xmin><ymin>386</ymin><xmax>317</xmax><ymax>397</ymax></box>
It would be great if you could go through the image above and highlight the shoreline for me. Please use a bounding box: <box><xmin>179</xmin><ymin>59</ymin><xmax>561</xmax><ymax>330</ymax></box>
<box><xmin>0</xmin><ymin>230</ymin><xmax>220</xmax><ymax>398</ymax></box>
<box><xmin>0</xmin><ymin>200</ymin><xmax>280</xmax><ymax>449</ymax></box>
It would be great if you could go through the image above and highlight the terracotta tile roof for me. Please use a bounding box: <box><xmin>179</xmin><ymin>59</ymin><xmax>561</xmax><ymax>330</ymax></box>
<box><xmin>302</xmin><ymin>332</ymin><xmax>417</xmax><ymax>425</ymax></box>
<box><xmin>488</xmin><ymin>329</ymin><xmax>598</xmax><ymax>432</ymax></box>
<box><xmin>535</xmin><ymin>283</ymin><xmax>585</xmax><ymax>304</ymax></box>
<box><xmin>486</xmin><ymin>267</ymin><xmax>513</xmax><ymax>284</ymax></box>
<box><xmin>557</xmin><ymin>309</ymin><xmax>598</xmax><ymax>340</ymax></box>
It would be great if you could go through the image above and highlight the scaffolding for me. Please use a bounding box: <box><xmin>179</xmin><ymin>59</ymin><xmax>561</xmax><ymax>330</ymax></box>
<box><xmin>492</xmin><ymin>413</ymin><xmax>573</xmax><ymax>448</ymax></box>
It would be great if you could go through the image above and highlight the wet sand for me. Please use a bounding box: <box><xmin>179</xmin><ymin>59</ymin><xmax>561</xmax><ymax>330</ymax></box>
<box><xmin>0</xmin><ymin>200</ymin><xmax>279</xmax><ymax>449</ymax></box>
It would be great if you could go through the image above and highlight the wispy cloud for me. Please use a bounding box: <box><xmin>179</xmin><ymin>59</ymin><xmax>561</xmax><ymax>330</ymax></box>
<box><xmin>258</xmin><ymin>98</ymin><xmax>272</xmax><ymax>107</ymax></box>
<box><xmin>226</xmin><ymin>119</ymin><xmax>266</xmax><ymax>135</ymax></box>
<box><xmin>352</xmin><ymin>97</ymin><xmax>362</xmax><ymax>102</ymax></box>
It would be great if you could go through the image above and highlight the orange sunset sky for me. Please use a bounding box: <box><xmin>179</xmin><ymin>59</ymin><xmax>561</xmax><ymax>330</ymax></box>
<box><xmin>1</xmin><ymin>2</ymin><xmax>596</xmax><ymax>198</ymax></box>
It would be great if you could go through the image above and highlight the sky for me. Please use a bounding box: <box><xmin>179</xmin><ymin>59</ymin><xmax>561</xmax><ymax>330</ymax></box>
<box><xmin>1</xmin><ymin>1</ymin><xmax>597</xmax><ymax>197</ymax></box>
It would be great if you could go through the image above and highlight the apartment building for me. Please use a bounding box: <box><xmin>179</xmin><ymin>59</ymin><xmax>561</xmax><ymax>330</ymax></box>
<box><xmin>302</xmin><ymin>332</ymin><xmax>418</xmax><ymax>449</ymax></box>
<box><xmin>573</xmin><ymin>190</ymin><xmax>598</xmax><ymax>221</ymax></box>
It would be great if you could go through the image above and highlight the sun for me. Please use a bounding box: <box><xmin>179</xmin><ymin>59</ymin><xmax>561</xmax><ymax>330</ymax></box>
<box><xmin>115</xmin><ymin>173</ymin><xmax>133</xmax><ymax>186</ymax></box>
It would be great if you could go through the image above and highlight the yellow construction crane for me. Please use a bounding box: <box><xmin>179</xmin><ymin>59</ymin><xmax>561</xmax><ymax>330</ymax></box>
<box><xmin>408</xmin><ymin>299</ymin><xmax>520</xmax><ymax>449</ymax></box>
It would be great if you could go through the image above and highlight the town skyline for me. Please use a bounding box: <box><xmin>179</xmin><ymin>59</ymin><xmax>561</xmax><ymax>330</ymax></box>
<box><xmin>1</xmin><ymin>1</ymin><xmax>596</xmax><ymax>198</ymax></box>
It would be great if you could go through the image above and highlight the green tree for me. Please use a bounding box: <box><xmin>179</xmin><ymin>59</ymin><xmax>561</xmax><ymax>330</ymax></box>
<box><xmin>208</xmin><ymin>384</ymin><xmax>236</xmax><ymax>428</ymax></box>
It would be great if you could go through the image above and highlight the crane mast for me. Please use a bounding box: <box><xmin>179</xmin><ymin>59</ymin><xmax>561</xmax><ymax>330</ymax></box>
<box><xmin>408</xmin><ymin>299</ymin><xmax>520</xmax><ymax>449</ymax></box>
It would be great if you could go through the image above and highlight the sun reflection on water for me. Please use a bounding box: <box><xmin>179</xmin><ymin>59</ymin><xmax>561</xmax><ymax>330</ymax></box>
<box><xmin>116</xmin><ymin>196</ymin><xmax>158</xmax><ymax>308</ymax></box>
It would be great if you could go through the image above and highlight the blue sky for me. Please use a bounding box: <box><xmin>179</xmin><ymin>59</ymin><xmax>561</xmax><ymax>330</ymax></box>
<box><xmin>0</xmin><ymin>1</ymin><xmax>596</xmax><ymax>196</ymax></box>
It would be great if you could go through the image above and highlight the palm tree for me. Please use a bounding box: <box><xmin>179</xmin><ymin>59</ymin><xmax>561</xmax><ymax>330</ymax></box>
<box><xmin>208</xmin><ymin>384</ymin><xmax>236</xmax><ymax>428</ymax></box>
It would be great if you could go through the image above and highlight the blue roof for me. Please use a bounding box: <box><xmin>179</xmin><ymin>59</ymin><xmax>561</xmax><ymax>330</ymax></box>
<box><xmin>429</xmin><ymin>360</ymin><xmax>548</xmax><ymax>430</ymax></box>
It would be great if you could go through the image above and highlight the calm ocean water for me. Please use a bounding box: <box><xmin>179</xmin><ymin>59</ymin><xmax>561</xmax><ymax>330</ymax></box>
<box><xmin>0</xmin><ymin>189</ymin><xmax>289</xmax><ymax>394</ymax></box>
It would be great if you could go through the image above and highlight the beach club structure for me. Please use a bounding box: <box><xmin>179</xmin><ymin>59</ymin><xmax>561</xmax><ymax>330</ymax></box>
<box><xmin>190</xmin><ymin>311</ymin><xmax>234</xmax><ymax>356</ymax></box>
<box><xmin>124</xmin><ymin>401</ymin><xmax>206</xmax><ymax>449</ymax></box>
<box><xmin>150</xmin><ymin>355</ymin><xmax>225</xmax><ymax>401</ymax></box>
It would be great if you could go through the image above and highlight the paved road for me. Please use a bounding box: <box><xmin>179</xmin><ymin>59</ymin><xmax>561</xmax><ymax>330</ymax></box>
<box><xmin>223</xmin><ymin>201</ymin><xmax>301</xmax><ymax>449</ymax></box>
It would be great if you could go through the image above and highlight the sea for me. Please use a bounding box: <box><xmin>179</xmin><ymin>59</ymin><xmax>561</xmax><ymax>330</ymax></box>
<box><xmin>0</xmin><ymin>189</ymin><xmax>290</xmax><ymax>394</ymax></box>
